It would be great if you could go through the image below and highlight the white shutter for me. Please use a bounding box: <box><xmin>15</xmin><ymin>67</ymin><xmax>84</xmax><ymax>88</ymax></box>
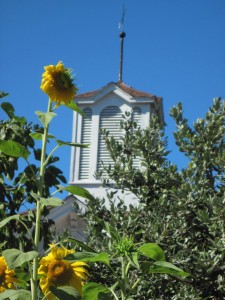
<box><xmin>79</xmin><ymin>108</ymin><xmax>92</xmax><ymax>180</ymax></box>
<box><xmin>97</xmin><ymin>106</ymin><xmax>122</xmax><ymax>172</ymax></box>
<box><xmin>132</xmin><ymin>106</ymin><xmax>141</xmax><ymax>169</ymax></box>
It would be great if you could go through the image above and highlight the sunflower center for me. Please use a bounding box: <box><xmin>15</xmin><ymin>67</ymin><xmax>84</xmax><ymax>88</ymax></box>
<box><xmin>47</xmin><ymin>259</ymin><xmax>72</xmax><ymax>285</ymax></box>
<box><xmin>55</xmin><ymin>72</ymin><xmax>73</xmax><ymax>90</ymax></box>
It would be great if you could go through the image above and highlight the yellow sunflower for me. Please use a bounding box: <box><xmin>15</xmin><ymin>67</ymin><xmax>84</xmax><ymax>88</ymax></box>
<box><xmin>38</xmin><ymin>244</ymin><xmax>88</xmax><ymax>300</ymax></box>
<box><xmin>40</xmin><ymin>61</ymin><xmax>78</xmax><ymax>106</ymax></box>
<box><xmin>0</xmin><ymin>256</ymin><xmax>18</xmax><ymax>293</ymax></box>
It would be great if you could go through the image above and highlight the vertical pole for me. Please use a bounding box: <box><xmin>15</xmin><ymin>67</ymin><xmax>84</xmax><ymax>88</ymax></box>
<box><xmin>119</xmin><ymin>31</ymin><xmax>126</xmax><ymax>82</ymax></box>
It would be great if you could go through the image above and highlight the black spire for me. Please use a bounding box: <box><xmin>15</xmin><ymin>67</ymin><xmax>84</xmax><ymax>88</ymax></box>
<box><xmin>118</xmin><ymin>4</ymin><xmax>126</xmax><ymax>82</ymax></box>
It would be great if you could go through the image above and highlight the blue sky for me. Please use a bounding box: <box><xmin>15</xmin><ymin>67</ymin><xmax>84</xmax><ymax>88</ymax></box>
<box><xmin>1</xmin><ymin>1</ymin><xmax>225</xmax><ymax>195</ymax></box>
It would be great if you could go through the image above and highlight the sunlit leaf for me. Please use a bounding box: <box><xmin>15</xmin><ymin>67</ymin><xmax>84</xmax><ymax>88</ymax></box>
<box><xmin>58</xmin><ymin>185</ymin><xmax>95</xmax><ymax>201</ymax></box>
<box><xmin>35</xmin><ymin>111</ymin><xmax>57</xmax><ymax>127</ymax></box>
<box><xmin>0</xmin><ymin>289</ymin><xmax>31</xmax><ymax>300</ymax></box>
<box><xmin>30</xmin><ymin>132</ymin><xmax>55</xmax><ymax>140</ymax></box>
<box><xmin>82</xmin><ymin>282</ymin><xmax>112</xmax><ymax>300</ymax></box>
<box><xmin>40</xmin><ymin>197</ymin><xmax>64</xmax><ymax>207</ymax></box>
<box><xmin>141</xmin><ymin>261</ymin><xmax>190</xmax><ymax>277</ymax></box>
<box><xmin>50</xmin><ymin>286</ymin><xmax>81</xmax><ymax>300</ymax></box>
<box><xmin>64</xmin><ymin>101</ymin><xmax>85</xmax><ymax>116</ymax></box>
<box><xmin>0</xmin><ymin>140</ymin><xmax>30</xmax><ymax>159</ymax></box>
<box><xmin>65</xmin><ymin>252</ymin><xmax>110</xmax><ymax>266</ymax></box>
<box><xmin>138</xmin><ymin>243</ymin><xmax>166</xmax><ymax>261</ymax></box>
<box><xmin>31</xmin><ymin>192</ymin><xmax>63</xmax><ymax>207</ymax></box>
<box><xmin>3</xmin><ymin>249</ymin><xmax>38</xmax><ymax>268</ymax></box>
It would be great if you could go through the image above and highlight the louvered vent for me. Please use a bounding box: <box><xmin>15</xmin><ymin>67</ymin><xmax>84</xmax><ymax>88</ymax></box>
<box><xmin>97</xmin><ymin>106</ymin><xmax>122</xmax><ymax>173</ymax></box>
<box><xmin>132</xmin><ymin>106</ymin><xmax>141</xmax><ymax>169</ymax></box>
<box><xmin>79</xmin><ymin>108</ymin><xmax>92</xmax><ymax>180</ymax></box>
<box><xmin>132</xmin><ymin>106</ymin><xmax>142</xmax><ymax>127</ymax></box>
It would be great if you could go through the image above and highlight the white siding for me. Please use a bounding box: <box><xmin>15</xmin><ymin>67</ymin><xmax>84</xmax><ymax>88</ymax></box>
<box><xmin>132</xmin><ymin>106</ymin><xmax>141</xmax><ymax>169</ymax></box>
<box><xmin>79</xmin><ymin>108</ymin><xmax>92</xmax><ymax>180</ymax></box>
<box><xmin>97</xmin><ymin>106</ymin><xmax>122</xmax><ymax>172</ymax></box>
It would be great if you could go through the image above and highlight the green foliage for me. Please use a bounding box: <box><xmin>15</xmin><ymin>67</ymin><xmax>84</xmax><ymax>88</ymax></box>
<box><xmin>3</xmin><ymin>249</ymin><xmax>38</xmax><ymax>269</ymax></box>
<box><xmin>85</xmin><ymin>99</ymin><xmax>225</xmax><ymax>299</ymax></box>
<box><xmin>0</xmin><ymin>97</ymin><xmax>67</xmax><ymax>251</ymax></box>
<box><xmin>0</xmin><ymin>289</ymin><xmax>31</xmax><ymax>300</ymax></box>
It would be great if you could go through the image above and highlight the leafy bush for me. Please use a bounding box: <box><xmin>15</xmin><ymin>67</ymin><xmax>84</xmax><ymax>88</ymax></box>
<box><xmin>85</xmin><ymin>98</ymin><xmax>225</xmax><ymax>299</ymax></box>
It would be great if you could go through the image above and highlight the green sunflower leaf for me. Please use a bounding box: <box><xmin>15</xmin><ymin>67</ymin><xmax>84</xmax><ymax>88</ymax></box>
<box><xmin>30</xmin><ymin>132</ymin><xmax>56</xmax><ymax>140</ymax></box>
<box><xmin>67</xmin><ymin>237</ymin><xmax>97</xmax><ymax>253</ymax></box>
<box><xmin>57</xmin><ymin>185</ymin><xmax>95</xmax><ymax>201</ymax></box>
<box><xmin>50</xmin><ymin>286</ymin><xmax>81</xmax><ymax>300</ymax></box>
<box><xmin>0</xmin><ymin>140</ymin><xmax>30</xmax><ymax>159</ymax></box>
<box><xmin>82</xmin><ymin>282</ymin><xmax>112</xmax><ymax>300</ymax></box>
<box><xmin>0</xmin><ymin>215</ymin><xmax>20</xmax><ymax>229</ymax></box>
<box><xmin>65</xmin><ymin>252</ymin><xmax>110</xmax><ymax>266</ymax></box>
<box><xmin>64</xmin><ymin>101</ymin><xmax>85</xmax><ymax>116</ymax></box>
<box><xmin>40</xmin><ymin>197</ymin><xmax>64</xmax><ymax>207</ymax></box>
<box><xmin>141</xmin><ymin>261</ymin><xmax>190</xmax><ymax>277</ymax></box>
<box><xmin>35</xmin><ymin>110</ymin><xmax>57</xmax><ymax>127</ymax></box>
<box><xmin>30</xmin><ymin>192</ymin><xmax>64</xmax><ymax>207</ymax></box>
<box><xmin>137</xmin><ymin>243</ymin><xmax>166</xmax><ymax>261</ymax></box>
<box><xmin>0</xmin><ymin>289</ymin><xmax>31</xmax><ymax>300</ymax></box>
<box><xmin>56</xmin><ymin>140</ymin><xmax>89</xmax><ymax>148</ymax></box>
<box><xmin>2</xmin><ymin>249</ymin><xmax>38</xmax><ymax>268</ymax></box>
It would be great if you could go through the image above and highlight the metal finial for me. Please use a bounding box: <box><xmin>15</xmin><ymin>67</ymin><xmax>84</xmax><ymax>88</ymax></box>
<box><xmin>118</xmin><ymin>4</ymin><xmax>127</xmax><ymax>82</ymax></box>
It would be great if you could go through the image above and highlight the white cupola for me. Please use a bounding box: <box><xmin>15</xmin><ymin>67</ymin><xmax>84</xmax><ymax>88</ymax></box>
<box><xmin>69</xmin><ymin>81</ymin><xmax>164</xmax><ymax>200</ymax></box>
<box><xmin>69</xmin><ymin>28</ymin><xmax>164</xmax><ymax>200</ymax></box>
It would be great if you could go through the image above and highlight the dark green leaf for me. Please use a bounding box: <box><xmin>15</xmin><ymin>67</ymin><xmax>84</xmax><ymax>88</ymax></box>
<box><xmin>0</xmin><ymin>140</ymin><xmax>30</xmax><ymax>159</ymax></box>
<box><xmin>0</xmin><ymin>215</ymin><xmax>20</xmax><ymax>229</ymax></box>
<box><xmin>1</xmin><ymin>102</ymin><xmax>14</xmax><ymax>118</ymax></box>
<box><xmin>0</xmin><ymin>91</ymin><xmax>9</xmax><ymax>99</ymax></box>
<box><xmin>50</xmin><ymin>286</ymin><xmax>81</xmax><ymax>300</ymax></box>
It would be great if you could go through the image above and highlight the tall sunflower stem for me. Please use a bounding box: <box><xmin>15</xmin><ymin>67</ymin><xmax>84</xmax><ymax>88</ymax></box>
<box><xmin>121</xmin><ymin>257</ymin><xmax>127</xmax><ymax>300</ymax></box>
<box><xmin>31</xmin><ymin>98</ymin><xmax>52</xmax><ymax>300</ymax></box>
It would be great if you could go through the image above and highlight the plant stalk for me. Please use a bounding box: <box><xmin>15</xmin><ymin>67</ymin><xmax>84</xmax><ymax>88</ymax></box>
<box><xmin>31</xmin><ymin>99</ymin><xmax>52</xmax><ymax>300</ymax></box>
<box><xmin>121</xmin><ymin>257</ymin><xmax>126</xmax><ymax>300</ymax></box>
